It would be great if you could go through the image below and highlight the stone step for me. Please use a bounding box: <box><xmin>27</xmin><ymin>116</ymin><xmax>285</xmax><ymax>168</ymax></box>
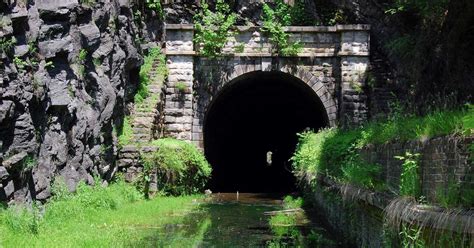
<box><xmin>134</xmin><ymin>112</ymin><xmax>157</xmax><ymax>117</ymax></box>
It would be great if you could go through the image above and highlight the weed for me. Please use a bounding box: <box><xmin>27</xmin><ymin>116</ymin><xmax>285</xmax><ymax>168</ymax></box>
<box><xmin>145</xmin><ymin>0</ymin><xmax>164</xmax><ymax>19</ymax></box>
<box><xmin>117</xmin><ymin>116</ymin><xmax>133</xmax><ymax>147</ymax></box>
<box><xmin>262</xmin><ymin>0</ymin><xmax>303</xmax><ymax>56</ymax></box>
<box><xmin>395</xmin><ymin>152</ymin><xmax>421</xmax><ymax>197</ymax></box>
<box><xmin>140</xmin><ymin>138</ymin><xmax>212</xmax><ymax>196</ymax></box>
<box><xmin>77</xmin><ymin>49</ymin><xmax>88</xmax><ymax>78</ymax></box>
<box><xmin>233</xmin><ymin>42</ymin><xmax>245</xmax><ymax>53</ymax></box>
<box><xmin>282</xmin><ymin>195</ymin><xmax>303</xmax><ymax>209</ymax></box>
<box><xmin>92</xmin><ymin>57</ymin><xmax>101</xmax><ymax>67</ymax></box>
<box><xmin>0</xmin><ymin>36</ymin><xmax>16</xmax><ymax>55</ymax></box>
<box><xmin>175</xmin><ymin>82</ymin><xmax>187</xmax><ymax>93</ymax></box>
<box><xmin>21</xmin><ymin>155</ymin><xmax>37</xmax><ymax>172</ymax></box>
<box><xmin>194</xmin><ymin>0</ymin><xmax>237</xmax><ymax>57</ymax></box>
<box><xmin>14</xmin><ymin>56</ymin><xmax>29</xmax><ymax>72</ymax></box>
<box><xmin>67</xmin><ymin>83</ymin><xmax>75</xmax><ymax>97</ymax></box>
<box><xmin>2</xmin><ymin>204</ymin><xmax>41</xmax><ymax>235</ymax></box>
<box><xmin>400</xmin><ymin>224</ymin><xmax>426</xmax><ymax>248</ymax></box>
<box><xmin>80</xmin><ymin>0</ymin><xmax>96</xmax><ymax>6</ymax></box>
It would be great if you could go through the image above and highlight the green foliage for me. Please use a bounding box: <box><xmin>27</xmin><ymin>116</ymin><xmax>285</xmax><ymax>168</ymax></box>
<box><xmin>175</xmin><ymin>82</ymin><xmax>187</xmax><ymax>93</ymax></box>
<box><xmin>51</xmin><ymin>176</ymin><xmax>73</xmax><ymax>201</ymax></box>
<box><xmin>135</xmin><ymin>47</ymin><xmax>166</xmax><ymax>103</ymax></box>
<box><xmin>262</xmin><ymin>0</ymin><xmax>302</xmax><ymax>56</ymax></box>
<box><xmin>194</xmin><ymin>0</ymin><xmax>236</xmax><ymax>57</ymax></box>
<box><xmin>0</xmin><ymin>179</ymin><xmax>202</xmax><ymax>247</ymax></box>
<box><xmin>399</xmin><ymin>224</ymin><xmax>426</xmax><ymax>248</ymax></box>
<box><xmin>341</xmin><ymin>159</ymin><xmax>382</xmax><ymax>190</ymax></box>
<box><xmin>289</xmin><ymin>0</ymin><xmax>317</xmax><ymax>26</ymax></box>
<box><xmin>80</xmin><ymin>0</ymin><xmax>96</xmax><ymax>6</ymax></box>
<box><xmin>77</xmin><ymin>49</ymin><xmax>88</xmax><ymax>78</ymax></box>
<box><xmin>2</xmin><ymin>204</ymin><xmax>41</xmax><ymax>235</ymax></box>
<box><xmin>435</xmin><ymin>178</ymin><xmax>474</xmax><ymax>208</ymax></box>
<box><xmin>140</xmin><ymin>138</ymin><xmax>212</xmax><ymax>196</ymax></box>
<box><xmin>14</xmin><ymin>56</ymin><xmax>29</xmax><ymax>72</ymax></box>
<box><xmin>282</xmin><ymin>195</ymin><xmax>303</xmax><ymax>209</ymax></box>
<box><xmin>327</xmin><ymin>9</ymin><xmax>347</xmax><ymax>25</ymax></box>
<box><xmin>385</xmin><ymin>34</ymin><xmax>416</xmax><ymax>60</ymax></box>
<box><xmin>146</xmin><ymin>0</ymin><xmax>164</xmax><ymax>19</ymax></box>
<box><xmin>385</xmin><ymin>0</ymin><xmax>449</xmax><ymax>18</ymax></box>
<box><xmin>0</xmin><ymin>36</ymin><xmax>16</xmax><ymax>55</ymax></box>
<box><xmin>269</xmin><ymin>213</ymin><xmax>296</xmax><ymax>228</ymax></box>
<box><xmin>291</xmin><ymin>109</ymin><xmax>470</xmax><ymax>192</ymax></box>
<box><xmin>21</xmin><ymin>155</ymin><xmax>37</xmax><ymax>172</ymax></box>
<box><xmin>118</xmin><ymin>116</ymin><xmax>133</xmax><ymax>147</ymax></box>
<box><xmin>395</xmin><ymin>152</ymin><xmax>421</xmax><ymax>197</ymax></box>
<box><xmin>233</xmin><ymin>42</ymin><xmax>245</xmax><ymax>53</ymax></box>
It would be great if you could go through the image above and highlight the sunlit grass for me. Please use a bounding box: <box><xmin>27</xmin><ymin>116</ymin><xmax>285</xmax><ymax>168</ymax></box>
<box><xmin>0</xmin><ymin>180</ymin><xmax>204</xmax><ymax>247</ymax></box>
<box><xmin>291</xmin><ymin>107</ymin><xmax>472</xmax><ymax>191</ymax></box>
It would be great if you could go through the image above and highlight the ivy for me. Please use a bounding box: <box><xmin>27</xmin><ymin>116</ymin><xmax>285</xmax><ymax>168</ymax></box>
<box><xmin>194</xmin><ymin>0</ymin><xmax>236</xmax><ymax>57</ymax></box>
<box><xmin>262</xmin><ymin>0</ymin><xmax>302</xmax><ymax>56</ymax></box>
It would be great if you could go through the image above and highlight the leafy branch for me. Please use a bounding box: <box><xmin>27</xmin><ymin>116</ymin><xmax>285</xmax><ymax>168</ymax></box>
<box><xmin>193</xmin><ymin>0</ymin><xmax>237</xmax><ymax>57</ymax></box>
<box><xmin>262</xmin><ymin>0</ymin><xmax>302</xmax><ymax>56</ymax></box>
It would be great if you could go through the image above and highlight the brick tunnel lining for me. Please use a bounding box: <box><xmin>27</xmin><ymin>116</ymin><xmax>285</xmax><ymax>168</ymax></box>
<box><xmin>204</xmin><ymin>71</ymin><xmax>329</xmax><ymax>193</ymax></box>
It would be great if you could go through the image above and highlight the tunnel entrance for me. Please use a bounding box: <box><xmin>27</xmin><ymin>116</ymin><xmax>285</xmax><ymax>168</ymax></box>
<box><xmin>204</xmin><ymin>71</ymin><xmax>329</xmax><ymax>193</ymax></box>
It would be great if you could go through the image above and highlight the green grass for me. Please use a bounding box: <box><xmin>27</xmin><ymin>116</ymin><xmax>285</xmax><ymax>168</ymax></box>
<box><xmin>291</xmin><ymin>107</ymin><xmax>472</xmax><ymax>191</ymax></box>
<box><xmin>0</xmin><ymin>180</ymin><xmax>204</xmax><ymax>247</ymax></box>
<box><xmin>135</xmin><ymin>47</ymin><xmax>166</xmax><ymax>104</ymax></box>
<box><xmin>117</xmin><ymin>116</ymin><xmax>133</xmax><ymax>147</ymax></box>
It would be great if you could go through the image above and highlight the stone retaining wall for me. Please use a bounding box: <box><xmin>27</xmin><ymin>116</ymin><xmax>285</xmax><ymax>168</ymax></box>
<box><xmin>310</xmin><ymin>135</ymin><xmax>473</xmax><ymax>248</ymax></box>
<box><xmin>360</xmin><ymin>135</ymin><xmax>473</xmax><ymax>201</ymax></box>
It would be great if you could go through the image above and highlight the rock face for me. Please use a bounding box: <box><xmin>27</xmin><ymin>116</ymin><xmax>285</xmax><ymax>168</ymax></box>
<box><xmin>0</xmin><ymin>0</ymin><xmax>144</xmax><ymax>203</ymax></box>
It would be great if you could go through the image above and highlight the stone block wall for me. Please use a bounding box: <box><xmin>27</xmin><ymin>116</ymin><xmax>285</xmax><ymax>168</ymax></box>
<box><xmin>360</xmin><ymin>135</ymin><xmax>473</xmax><ymax>201</ymax></box>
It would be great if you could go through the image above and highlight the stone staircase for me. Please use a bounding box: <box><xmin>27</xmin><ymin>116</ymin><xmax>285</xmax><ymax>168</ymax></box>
<box><xmin>117</xmin><ymin>52</ymin><xmax>165</xmax><ymax>179</ymax></box>
<box><xmin>130</xmin><ymin>58</ymin><xmax>164</xmax><ymax>143</ymax></box>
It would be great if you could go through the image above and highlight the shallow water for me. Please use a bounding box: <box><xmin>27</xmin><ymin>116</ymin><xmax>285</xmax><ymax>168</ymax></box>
<box><xmin>137</xmin><ymin>193</ymin><xmax>342</xmax><ymax>247</ymax></box>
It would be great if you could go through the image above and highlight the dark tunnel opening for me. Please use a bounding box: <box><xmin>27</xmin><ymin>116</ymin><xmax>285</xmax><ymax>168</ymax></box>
<box><xmin>204</xmin><ymin>71</ymin><xmax>329</xmax><ymax>193</ymax></box>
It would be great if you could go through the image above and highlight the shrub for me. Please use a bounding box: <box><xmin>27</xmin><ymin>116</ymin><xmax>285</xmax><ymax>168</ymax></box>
<box><xmin>262</xmin><ymin>0</ymin><xmax>302</xmax><ymax>56</ymax></box>
<box><xmin>282</xmin><ymin>195</ymin><xmax>303</xmax><ymax>209</ymax></box>
<box><xmin>194</xmin><ymin>0</ymin><xmax>236</xmax><ymax>57</ymax></box>
<box><xmin>146</xmin><ymin>0</ymin><xmax>164</xmax><ymax>19</ymax></box>
<box><xmin>140</xmin><ymin>138</ymin><xmax>212</xmax><ymax>196</ymax></box>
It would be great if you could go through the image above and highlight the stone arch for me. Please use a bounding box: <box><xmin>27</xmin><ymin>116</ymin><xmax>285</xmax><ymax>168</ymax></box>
<box><xmin>222</xmin><ymin>65</ymin><xmax>337</xmax><ymax>126</ymax></box>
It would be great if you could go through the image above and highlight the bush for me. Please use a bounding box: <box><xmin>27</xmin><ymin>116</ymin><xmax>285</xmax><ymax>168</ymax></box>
<box><xmin>140</xmin><ymin>138</ymin><xmax>212</xmax><ymax>196</ymax></box>
<box><xmin>262</xmin><ymin>0</ymin><xmax>303</xmax><ymax>56</ymax></box>
<box><xmin>193</xmin><ymin>0</ymin><xmax>236</xmax><ymax>57</ymax></box>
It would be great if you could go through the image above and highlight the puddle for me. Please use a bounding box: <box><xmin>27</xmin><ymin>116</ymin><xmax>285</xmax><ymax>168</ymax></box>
<box><xmin>135</xmin><ymin>193</ymin><xmax>343</xmax><ymax>247</ymax></box>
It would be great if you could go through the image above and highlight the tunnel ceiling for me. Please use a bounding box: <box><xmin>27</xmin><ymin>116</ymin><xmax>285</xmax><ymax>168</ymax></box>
<box><xmin>204</xmin><ymin>71</ymin><xmax>329</xmax><ymax>193</ymax></box>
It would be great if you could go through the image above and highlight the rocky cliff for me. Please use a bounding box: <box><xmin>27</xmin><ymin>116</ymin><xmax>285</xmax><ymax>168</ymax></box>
<box><xmin>0</xmin><ymin>0</ymin><xmax>149</xmax><ymax>203</ymax></box>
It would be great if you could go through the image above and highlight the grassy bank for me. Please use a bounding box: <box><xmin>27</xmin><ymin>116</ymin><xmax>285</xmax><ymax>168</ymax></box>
<box><xmin>291</xmin><ymin>107</ymin><xmax>473</xmax><ymax>203</ymax></box>
<box><xmin>0</xmin><ymin>180</ymin><xmax>203</xmax><ymax>247</ymax></box>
